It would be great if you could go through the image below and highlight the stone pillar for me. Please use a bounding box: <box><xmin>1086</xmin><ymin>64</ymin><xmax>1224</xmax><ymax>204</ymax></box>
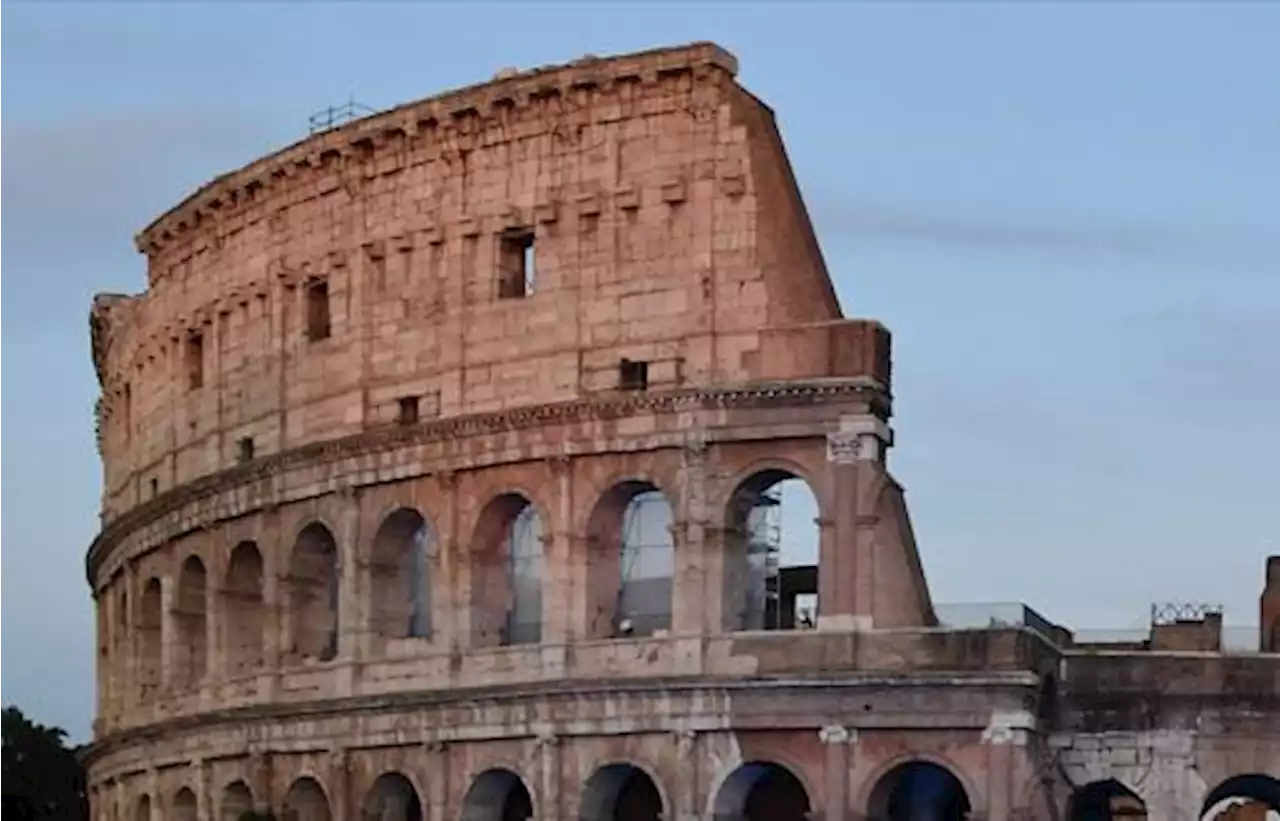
<box><xmin>336</xmin><ymin>485</ymin><xmax>362</xmax><ymax>667</ymax></box>
<box><xmin>675</xmin><ymin>432</ymin><xmax>713</xmax><ymax>636</ymax></box>
<box><xmin>259</xmin><ymin>507</ymin><xmax>283</xmax><ymax>703</ymax></box>
<box><xmin>819</xmin><ymin>725</ymin><xmax>854</xmax><ymax>821</ymax></box>
<box><xmin>535</xmin><ymin>731</ymin><xmax>561</xmax><ymax>821</ymax></box>
<box><xmin>822</xmin><ymin>416</ymin><xmax>892</xmax><ymax>630</ymax></box>
<box><xmin>543</xmin><ymin>456</ymin><xmax>575</xmax><ymax>646</ymax></box>
<box><xmin>981</xmin><ymin>710</ymin><xmax>1037</xmax><ymax>821</ymax></box>
<box><xmin>423</xmin><ymin>741</ymin><xmax>450</xmax><ymax>821</ymax></box>
<box><xmin>672</xmin><ymin>730</ymin><xmax>699</xmax><ymax>821</ymax></box>
<box><xmin>329</xmin><ymin>748</ymin><xmax>351</xmax><ymax>821</ymax></box>
<box><xmin>435</xmin><ymin>470</ymin><xmax>461</xmax><ymax>653</ymax></box>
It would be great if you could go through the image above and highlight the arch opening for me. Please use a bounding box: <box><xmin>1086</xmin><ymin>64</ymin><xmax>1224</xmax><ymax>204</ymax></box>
<box><xmin>1201</xmin><ymin>774</ymin><xmax>1280</xmax><ymax>820</ymax></box>
<box><xmin>867</xmin><ymin>760</ymin><xmax>973</xmax><ymax>821</ymax></box>
<box><xmin>221</xmin><ymin>780</ymin><xmax>254</xmax><ymax>821</ymax></box>
<box><xmin>370</xmin><ymin>508</ymin><xmax>434</xmax><ymax>646</ymax></box>
<box><xmin>1067</xmin><ymin>779</ymin><xmax>1147</xmax><ymax>820</ymax></box>
<box><xmin>135</xmin><ymin>795</ymin><xmax>152</xmax><ymax>821</ymax></box>
<box><xmin>461</xmin><ymin>768</ymin><xmax>534</xmax><ymax>821</ymax></box>
<box><xmin>471</xmin><ymin>494</ymin><xmax>544</xmax><ymax>647</ymax></box>
<box><xmin>138</xmin><ymin>579</ymin><xmax>163</xmax><ymax>696</ymax></box>
<box><xmin>360</xmin><ymin>771</ymin><xmax>423</xmax><ymax>821</ymax></box>
<box><xmin>174</xmin><ymin>556</ymin><xmax>208</xmax><ymax>689</ymax></box>
<box><xmin>287</xmin><ymin>523</ymin><xmax>340</xmax><ymax>663</ymax></box>
<box><xmin>172</xmin><ymin>787</ymin><xmax>198</xmax><ymax>821</ymax></box>
<box><xmin>723</xmin><ymin>470</ymin><xmax>821</xmax><ymax>632</ymax></box>
<box><xmin>585</xmin><ymin>482</ymin><xmax>675</xmax><ymax>639</ymax></box>
<box><xmin>282</xmin><ymin>777</ymin><xmax>331</xmax><ymax>821</ymax></box>
<box><xmin>714</xmin><ymin>761</ymin><xmax>811</xmax><ymax>821</ymax></box>
<box><xmin>580</xmin><ymin>763</ymin><xmax>663</xmax><ymax>821</ymax></box>
<box><xmin>224</xmin><ymin>542</ymin><xmax>265</xmax><ymax>675</ymax></box>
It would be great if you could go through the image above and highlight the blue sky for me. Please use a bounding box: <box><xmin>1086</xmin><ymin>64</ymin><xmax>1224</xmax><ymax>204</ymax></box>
<box><xmin>3</xmin><ymin>2</ymin><xmax>1277</xmax><ymax>742</ymax></box>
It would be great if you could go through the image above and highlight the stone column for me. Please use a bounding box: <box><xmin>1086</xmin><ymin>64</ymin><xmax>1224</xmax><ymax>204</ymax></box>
<box><xmin>675</xmin><ymin>432</ymin><xmax>713</xmax><ymax>637</ymax></box>
<box><xmin>328</xmin><ymin>748</ymin><xmax>351</xmax><ymax>821</ymax></box>
<box><xmin>542</xmin><ymin>456</ymin><xmax>575</xmax><ymax>652</ymax></box>
<box><xmin>672</xmin><ymin>730</ymin><xmax>699</xmax><ymax>821</ymax></box>
<box><xmin>259</xmin><ymin>506</ymin><xmax>283</xmax><ymax>703</ymax></box>
<box><xmin>981</xmin><ymin>710</ymin><xmax>1037</xmax><ymax>821</ymax></box>
<box><xmin>819</xmin><ymin>725</ymin><xmax>855</xmax><ymax>821</ymax></box>
<box><xmin>821</xmin><ymin>415</ymin><xmax>893</xmax><ymax>631</ymax></box>
<box><xmin>535</xmin><ymin>731</ymin><xmax>561</xmax><ymax>821</ymax></box>
<box><xmin>435</xmin><ymin>470</ymin><xmax>461</xmax><ymax>653</ymax></box>
<box><xmin>334</xmin><ymin>485</ymin><xmax>361</xmax><ymax>698</ymax></box>
<box><xmin>423</xmin><ymin>741</ymin><xmax>450</xmax><ymax>821</ymax></box>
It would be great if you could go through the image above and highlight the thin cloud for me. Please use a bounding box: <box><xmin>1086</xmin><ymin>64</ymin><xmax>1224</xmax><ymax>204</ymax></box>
<box><xmin>811</xmin><ymin>197</ymin><xmax>1277</xmax><ymax>273</ymax></box>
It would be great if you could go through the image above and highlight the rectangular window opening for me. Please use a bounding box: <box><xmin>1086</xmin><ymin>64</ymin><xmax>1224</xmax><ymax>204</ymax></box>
<box><xmin>498</xmin><ymin>232</ymin><xmax>535</xmax><ymax>299</ymax></box>
<box><xmin>185</xmin><ymin>333</ymin><xmax>204</xmax><ymax>390</ymax></box>
<box><xmin>149</xmin><ymin>477</ymin><xmax>159</xmax><ymax>498</ymax></box>
<box><xmin>619</xmin><ymin>358</ymin><xmax>649</xmax><ymax>391</ymax></box>
<box><xmin>305</xmin><ymin>279</ymin><xmax>332</xmax><ymax>341</ymax></box>
<box><xmin>237</xmin><ymin>436</ymin><xmax>255</xmax><ymax>464</ymax></box>
<box><xmin>397</xmin><ymin>395</ymin><xmax>420</xmax><ymax>426</ymax></box>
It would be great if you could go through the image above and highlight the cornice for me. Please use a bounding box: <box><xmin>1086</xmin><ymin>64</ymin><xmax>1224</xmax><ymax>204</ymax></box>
<box><xmin>85</xmin><ymin>379</ymin><xmax>886</xmax><ymax>583</ymax></box>
<box><xmin>82</xmin><ymin>667</ymin><xmax>1037</xmax><ymax>769</ymax></box>
<box><xmin>135</xmin><ymin>42</ymin><xmax>737</xmax><ymax>258</ymax></box>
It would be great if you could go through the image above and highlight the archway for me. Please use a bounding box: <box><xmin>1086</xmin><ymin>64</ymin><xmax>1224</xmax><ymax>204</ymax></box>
<box><xmin>223</xmin><ymin>542</ymin><xmax>265</xmax><ymax>675</ymax></box>
<box><xmin>470</xmin><ymin>494</ymin><xmax>545</xmax><ymax>647</ymax></box>
<box><xmin>867</xmin><ymin>760</ymin><xmax>972</xmax><ymax>820</ymax></box>
<box><xmin>580</xmin><ymin>763</ymin><xmax>664</xmax><ymax>821</ymax></box>
<box><xmin>1202</xmin><ymin>774</ymin><xmax>1280</xmax><ymax>820</ymax></box>
<box><xmin>585</xmin><ymin>482</ymin><xmax>676</xmax><ymax>638</ymax></box>
<box><xmin>287</xmin><ymin>523</ymin><xmax>340</xmax><ymax>662</ymax></box>
<box><xmin>134</xmin><ymin>795</ymin><xmax>151</xmax><ymax>821</ymax></box>
<box><xmin>1068</xmin><ymin>779</ymin><xmax>1147</xmax><ymax>820</ymax></box>
<box><xmin>723</xmin><ymin>470</ymin><xmax>821</xmax><ymax>631</ymax></box>
<box><xmin>138</xmin><ymin>579</ymin><xmax>162</xmax><ymax>696</ymax></box>
<box><xmin>221</xmin><ymin>780</ymin><xmax>254</xmax><ymax>821</ymax></box>
<box><xmin>172</xmin><ymin>787</ymin><xmax>198</xmax><ymax>821</ymax></box>
<box><xmin>174</xmin><ymin>556</ymin><xmax>208</xmax><ymax>689</ymax></box>
<box><xmin>360</xmin><ymin>771</ymin><xmax>423</xmax><ymax>821</ymax></box>
<box><xmin>461</xmin><ymin>768</ymin><xmax>534</xmax><ymax>821</ymax></box>
<box><xmin>282</xmin><ymin>777</ymin><xmax>331</xmax><ymax>821</ymax></box>
<box><xmin>713</xmin><ymin>761</ymin><xmax>812</xmax><ymax>821</ymax></box>
<box><xmin>369</xmin><ymin>508</ymin><xmax>434</xmax><ymax>647</ymax></box>
<box><xmin>114</xmin><ymin>587</ymin><xmax>129</xmax><ymax>700</ymax></box>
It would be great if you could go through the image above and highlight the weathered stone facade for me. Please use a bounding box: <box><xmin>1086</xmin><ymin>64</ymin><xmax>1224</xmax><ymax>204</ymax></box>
<box><xmin>84</xmin><ymin>42</ymin><xmax>1278</xmax><ymax>821</ymax></box>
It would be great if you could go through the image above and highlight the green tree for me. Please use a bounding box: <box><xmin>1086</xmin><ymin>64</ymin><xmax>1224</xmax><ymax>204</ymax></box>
<box><xmin>2</xmin><ymin>706</ymin><xmax>88</xmax><ymax>820</ymax></box>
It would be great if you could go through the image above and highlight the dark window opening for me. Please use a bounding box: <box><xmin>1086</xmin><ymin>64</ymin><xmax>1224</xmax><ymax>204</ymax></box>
<box><xmin>149</xmin><ymin>477</ymin><xmax>159</xmax><ymax>498</ymax></box>
<box><xmin>498</xmin><ymin>232</ymin><xmax>535</xmax><ymax>299</ymax></box>
<box><xmin>397</xmin><ymin>396</ymin><xmax>420</xmax><ymax>425</ymax></box>
<box><xmin>305</xmin><ymin>279</ymin><xmax>331</xmax><ymax>341</ymax></box>
<box><xmin>122</xmin><ymin>383</ymin><xmax>132</xmax><ymax>442</ymax></box>
<box><xmin>185</xmin><ymin>332</ymin><xmax>204</xmax><ymax>390</ymax></box>
<box><xmin>237</xmin><ymin>437</ymin><xmax>255</xmax><ymax>464</ymax></box>
<box><xmin>620</xmin><ymin>359</ymin><xmax>649</xmax><ymax>391</ymax></box>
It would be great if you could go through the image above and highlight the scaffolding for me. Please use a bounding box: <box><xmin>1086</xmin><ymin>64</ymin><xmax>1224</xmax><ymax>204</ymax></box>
<box><xmin>745</xmin><ymin>487</ymin><xmax>784</xmax><ymax>630</ymax></box>
<box><xmin>615</xmin><ymin>491</ymin><xmax>675</xmax><ymax>636</ymax></box>
<box><xmin>307</xmin><ymin>98</ymin><xmax>378</xmax><ymax>135</ymax></box>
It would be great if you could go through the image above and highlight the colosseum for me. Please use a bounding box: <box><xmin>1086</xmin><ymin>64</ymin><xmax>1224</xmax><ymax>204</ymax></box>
<box><xmin>83</xmin><ymin>42</ymin><xmax>1278</xmax><ymax>821</ymax></box>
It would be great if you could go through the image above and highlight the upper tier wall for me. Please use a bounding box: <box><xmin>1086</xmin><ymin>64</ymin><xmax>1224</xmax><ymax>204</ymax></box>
<box><xmin>88</xmin><ymin>42</ymin><xmax>884</xmax><ymax>522</ymax></box>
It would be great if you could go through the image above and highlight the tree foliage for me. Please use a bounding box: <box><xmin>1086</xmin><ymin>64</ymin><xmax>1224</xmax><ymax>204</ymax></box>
<box><xmin>2</xmin><ymin>706</ymin><xmax>88</xmax><ymax>821</ymax></box>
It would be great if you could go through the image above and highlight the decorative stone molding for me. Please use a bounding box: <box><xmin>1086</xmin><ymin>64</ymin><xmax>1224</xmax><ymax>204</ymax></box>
<box><xmin>982</xmin><ymin>710</ymin><xmax>1036</xmax><ymax>746</ymax></box>
<box><xmin>818</xmin><ymin>725</ymin><xmax>855</xmax><ymax>745</ymax></box>
<box><xmin>826</xmin><ymin>414</ymin><xmax>893</xmax><ymax>465</ymax></box>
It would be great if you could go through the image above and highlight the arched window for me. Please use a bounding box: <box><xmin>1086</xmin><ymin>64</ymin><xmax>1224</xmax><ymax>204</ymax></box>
<box><xmin>171</xmin><ymin>788</ymin><xmax>197</xmax><ymax>821</ymax></box>
<box><xmin>723</xmin><ymin>470</ymin><xmax>821</xmax><ymax>632</ymax></box>
<box><xmin>585</xmin><ymin>482</ymin><xmax>675</xmax><ymax>638</ymax></box>
<box><xmin>282</xmin><ymin>777</ymin><xmax>331</xmax><ymax>821</ymax></box>
<box><xmin>470</xmin><ymin>494</ymin><xmax>545</xmax><ymax>647</ymax></box>
<box><xmin>286</xmin><ymin>523</ymin><xmax>340</xmax><ymax>663</ymax></box>
<box><xmin>370</xmin><ymin>508</ymin><xmax>434</xmax><ymax>647</ymax></box>
<box><xmin>713</xmin><ymin>762</ymin><xmax>811</xmax><ymax>821</ymax></box>
<box><xmin>223</xmin><ymin>542</ymin><xmax>265</xmax><ymax>675</ymax></box>
<box><xmin>220</xmin><ymin>781</ymin><xmax>253</xmax><ymax>821</ymax></box>
<box><xmin>138</xmin><ymin>579</ymin><xmax>163</xmax><ymax>696</ymax></box>
<box><xmin>114</xmin><ymin>586</ymin><xmax>129</xmax><ymax>702</ymax></box>
<box><xmin>867</xmin><ymin>761</ymin><xmax>973</xmax><ymax>821</ymax></box>
<box><xmin>134</xmin><ymin>795</ymin><xmax>151</xmax><ymax>821</ymax></box>
<box><xmin>1201</xmin><ymin>774</ymin><xmax>1280</xmax><ymax>820</ymax></box>
<box><xmin>173</xmin><ymin>556</ymin><xmax>208</xmax><ymax>689</ymax></box>
<box><xmin>580</xmin><ymin>763</ymin><xmax>664</xmax><ymax>821</ymax></box>
<box><xmin>360</xmin><ymin>772</ymin><xmax>423</xmax><ymax>821</ymax></box>
<box><xmin>461</xmin><ymin>769</ymin><xmax>533</xmax><ymax>821</ymax></box>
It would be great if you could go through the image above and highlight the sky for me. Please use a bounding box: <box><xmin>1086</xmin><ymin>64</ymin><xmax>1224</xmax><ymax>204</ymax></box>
<box><xmin>3</xmin><ymin>2</ymin><xmax>1278</xmax><ymax>742</ymax></box>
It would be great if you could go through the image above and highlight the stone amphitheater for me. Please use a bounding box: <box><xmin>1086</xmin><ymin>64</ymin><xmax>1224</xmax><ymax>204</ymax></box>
<box><xmin>84</xmin><ymin>42</ymin><xmax>1278</xmax><ymax>821</ymax></box>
